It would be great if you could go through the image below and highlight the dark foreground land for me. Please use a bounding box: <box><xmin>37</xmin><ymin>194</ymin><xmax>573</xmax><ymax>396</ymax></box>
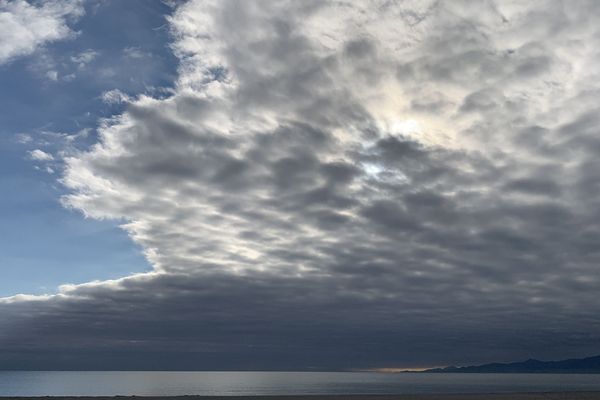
<box><xmin>3</xmin><ymin>394</ymin><xmax>600</xmax><ymax>400</ymax></box>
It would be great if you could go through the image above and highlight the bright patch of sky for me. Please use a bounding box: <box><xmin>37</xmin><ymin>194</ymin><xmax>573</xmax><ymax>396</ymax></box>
<box><xmin>0</xmin><ymin>0</ymin><xmax>178</xmax><ymax>296</ymax></box>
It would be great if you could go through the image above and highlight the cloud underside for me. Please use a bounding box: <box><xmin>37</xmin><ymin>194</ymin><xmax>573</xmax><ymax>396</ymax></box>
<box><xmin>0</xmin><ymin>0</ymin><xmax>83</xmax><ymax>64</ymax></box>
<box><xmin>3</xmin><ymin>0</ymin><xmax>600</xmax><ymax>369</ymax></box>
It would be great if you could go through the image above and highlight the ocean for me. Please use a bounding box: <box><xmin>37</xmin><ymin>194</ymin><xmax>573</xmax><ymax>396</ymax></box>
<box><xmin>1</xmin><ymin>371</ymin><xmax>600</xmax><ymax>396</ymax></box>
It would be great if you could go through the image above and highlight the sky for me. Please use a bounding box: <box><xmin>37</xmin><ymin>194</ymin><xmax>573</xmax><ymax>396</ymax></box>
<box><xmin>1</xmin><ymin>0</ymin><xmax>600</xmax><ymax>371</ymax></box>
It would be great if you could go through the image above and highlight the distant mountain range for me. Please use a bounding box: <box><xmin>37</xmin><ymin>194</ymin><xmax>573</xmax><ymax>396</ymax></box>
<box><xmin>421</xmin><ymin>355</ymin><xmax>600</xmax><ymax>373</ymax></box>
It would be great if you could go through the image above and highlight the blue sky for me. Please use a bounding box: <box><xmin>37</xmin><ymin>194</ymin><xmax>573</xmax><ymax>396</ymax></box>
<box><xmin>0</xmin><ymin>0</ymin><xmax>177</xmax><ymax>296</ymax></box>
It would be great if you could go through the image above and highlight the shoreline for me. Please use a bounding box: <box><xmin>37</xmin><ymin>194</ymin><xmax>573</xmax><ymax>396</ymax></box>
<box><xmin>3</xmin><ymin>393</ymin><xmax>600</xmax><ymax>400</ymax></box>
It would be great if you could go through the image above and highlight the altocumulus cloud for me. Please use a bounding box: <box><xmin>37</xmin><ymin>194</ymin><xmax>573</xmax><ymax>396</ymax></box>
<box><xmin>2</xmin><ymin>0</ymin><xmax>600</xmax><ymax>370</ymax></box>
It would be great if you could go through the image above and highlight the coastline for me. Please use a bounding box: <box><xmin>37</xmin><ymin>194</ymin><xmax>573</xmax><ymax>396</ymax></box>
<box><xmin>2</xmin><ymin>393</ymin><xmax>600</xmax><ymax>400</ymax></box>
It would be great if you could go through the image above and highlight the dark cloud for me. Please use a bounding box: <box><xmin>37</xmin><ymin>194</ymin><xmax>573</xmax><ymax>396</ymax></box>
<box><xmin>3</xmin><ymin>0</ymin><xmax>600</xmax><ymax>370</ymax></box>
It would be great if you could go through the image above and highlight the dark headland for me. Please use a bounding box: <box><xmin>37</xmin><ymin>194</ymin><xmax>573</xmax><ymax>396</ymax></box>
<box><xmin>418</xmin><ymin>354</ymin><xmax>600</xmax><ymax>373</ymax></box>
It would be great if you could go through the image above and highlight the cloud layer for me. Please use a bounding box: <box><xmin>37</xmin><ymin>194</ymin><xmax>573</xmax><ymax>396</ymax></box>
<box><xmin>0</xmin><ymin>0</ymin><xmax>84</xmax><ymax>65</ymax></box>
<box><xmin>3</xmin><ymin>0</ymin><xmax>600</xmax><ymax>370</ymax></box>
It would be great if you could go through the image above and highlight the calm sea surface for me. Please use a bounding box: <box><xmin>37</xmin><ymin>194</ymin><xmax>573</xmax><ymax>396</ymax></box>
<box><xmin>1</xmin><ymin>372</ymin><xmax>600</xmax><ymax>396</ymax></box>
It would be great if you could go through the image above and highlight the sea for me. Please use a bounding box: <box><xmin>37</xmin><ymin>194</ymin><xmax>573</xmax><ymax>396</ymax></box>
<box><xmin>1</xmin><ymin>371</ymin><xmax>600</xmax><ymax>397</ymax></box>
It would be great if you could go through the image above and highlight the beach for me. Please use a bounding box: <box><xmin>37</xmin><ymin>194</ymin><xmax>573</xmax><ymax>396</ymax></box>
<box><xmin>3</xmin><ymin>394</ymin><xmax>600</xmax><ymax>400</ymax></box>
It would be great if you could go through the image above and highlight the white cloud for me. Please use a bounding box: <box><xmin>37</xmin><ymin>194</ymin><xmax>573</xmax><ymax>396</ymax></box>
<box><xmin>28</xmin><ymin>149</ymin><xmax>54</xmax><ymax>161</ymax></box>
<box><xmin>0</xmin><ymin>0</ymin><xmax>84</xmax><ymax>65</ymax></box>
<box><xmin>70</xmin><ymin>48</ymin><xmax>98</xmax><ymax>68</ymax></box>
<box><xmin>45</xmin><ymin>69</ymin><xmax>58</xmax><ymax>80</ymax></box>
<box><xmin>100</xmin><ymin>89</ymin><xmax>131</xmax><ymax>104</ymax></box>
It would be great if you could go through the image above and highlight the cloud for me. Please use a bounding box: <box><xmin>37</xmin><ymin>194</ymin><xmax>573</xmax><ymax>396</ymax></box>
<box><xmin>15</xmin><ymin>133</ymin><xmax>32</xmax><ymax>144</ymax></box>
<box><xmin>100</xmin><ymin>89</ymin><xmax>131</xmax><ymax>104</ymax></box>
<box><xmin>70</xmin><ymin>48</ymin><xmax>98</xmax><ymax>68</ymax></box>
<box><xmin>28</xmin><ymin>149</ymin><xmax>54</xmax><ymax>161</ymax></box>
<box><xmin>0</xmin><ymin>0</ymin><xmax>84</xmax><ymax>65</ymax></box>
<box><xmin>122</xmin><ymin>46</ymin><xmax>146</xmax><ymax>59</ymax></box>
<box><xmin>3</xmin><ymin>0</ymin><xmax>600</xmax><ymax>370</ymax></box>
<box><xmin>45</xmin><ymin>70</ymin><xmax>58</xmax><ymax>81</ymax></box>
